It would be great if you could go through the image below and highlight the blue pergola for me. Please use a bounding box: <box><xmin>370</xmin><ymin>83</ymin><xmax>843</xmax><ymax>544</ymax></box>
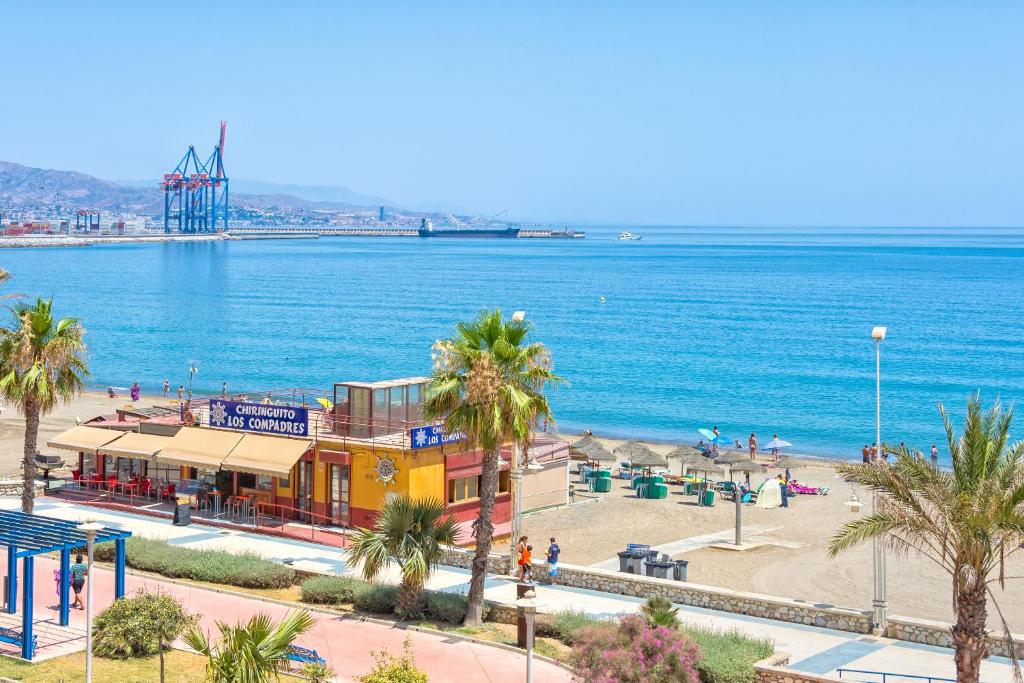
<box><xmin>0</xmin><ymin>510</ymin><xmax>131</xmax><ymax>660</ymax></box>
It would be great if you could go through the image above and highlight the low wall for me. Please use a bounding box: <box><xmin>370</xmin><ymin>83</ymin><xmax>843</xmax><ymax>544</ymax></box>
<box><xmin>444</xmin><ymin>546</ymin><xmax>512</xmax><ymax>576</ymax></box>
<box><xmin>886</xmin><ymin>615</ymin><xmax>1024</xmax><ymax>659</ymax></box>
<box><xmin>754</xmin><ymin>653</ymin><xmax>836</xmax><ymax>683</ymax></box>
<box><xmin>531</xmin><ymin>560</ymin><xmax>873</xmax><ymax>633</ymax></box>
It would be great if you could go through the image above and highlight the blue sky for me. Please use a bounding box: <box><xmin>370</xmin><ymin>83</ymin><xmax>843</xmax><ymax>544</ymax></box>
<box><xmin>2</xmin><ymin>2</ymin><xmax>1021</xmax><ymax>225</ymax></box>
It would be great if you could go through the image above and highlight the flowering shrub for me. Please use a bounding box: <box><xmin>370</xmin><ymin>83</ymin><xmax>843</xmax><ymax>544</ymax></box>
<box><xmin>570</xmin><ymin>614</ymin><xmax>701</xmax><ymax>683</ymax></box>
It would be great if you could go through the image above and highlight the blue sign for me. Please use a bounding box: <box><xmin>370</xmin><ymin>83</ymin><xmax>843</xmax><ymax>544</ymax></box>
<box><xmin>410</xmin><ymin>424</ymin><xmax>464</xmax><ymax>449</ymax></box>
<box><xmin>208</xmin><ymin>400</ymin><xmax>309</xmax><ymax>437</ymax></box>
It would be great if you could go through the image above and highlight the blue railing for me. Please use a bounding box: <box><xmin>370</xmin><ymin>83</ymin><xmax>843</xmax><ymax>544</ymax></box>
<box><xmin>837</xmin><ymin>668</ymin><xmax>955</xmax><ymax>683</ymax></box>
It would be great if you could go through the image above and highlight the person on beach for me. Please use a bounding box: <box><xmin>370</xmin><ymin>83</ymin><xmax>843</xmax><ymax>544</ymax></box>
<box><xmin>163</xmin><ymin>379</ymin><xmax>170</xmax><ymax>397</ymax></box>
<box><xmin>521</xmin><ymin>545</ymin><xmax>534</xmax><ymax>582</ymax></box>
<box><xmin>749</xmin><ymin>433</ymin><xmax>758</xmax><ymax>460</ymax></box>
<box><xmin>770</xmin><ymin>432</ymin><xmax>780</xmax><ymax>461</ymax></box>
<box><xmin>222</xmin><ymin>381</ymin><xmax>228</xmax><ymax>399</ymax></box>
<box><xmin>568</xmin><ymin>484</ymin><xmax>576</xmax><ymax>504</ymax></box>
<box><xmin>862</xmin><ymin>444</ymin><xmax>871</xmax><ymax>463</ymax></box>
<box><xmin>930</xmin><ymin>444</ymin><xmax>939</xmax><ymax>461</ymax></box>
<box><xmin>515</xmin><ymin>535</ymin><xmax>528</xmax><ymax>580</ymax></box>
<box><xmin>130</xmin><ymin>381</ymin><xmax>140</xmax><ymax>402</ymax></box>
<box><xmin>777</xmin><ymin>475</ymin><xmax>789</xmax><ymax>508</ymax></box>
<box><xmin>712</xmin><ymin>425</ymin><xmax>720</xmax><ymax>452</ymax></box>
<box><xmin>177</xmin><ymin>385</ymin><xmax>184</xmax><ymax>401</ymax></box>
<box><xmin>870</xmin><ymin>442</ymin><xmax>879</xmax><ymax>462</ymax></box>
<box><xmin>546</xmin><ymin>537</ymin><xmax>561</xmax><ymax>585</ymax></box>
<box><xmin>70</xmin><ymin>554</ymin><xmax>88</xmax><ymax>610</ymax></box>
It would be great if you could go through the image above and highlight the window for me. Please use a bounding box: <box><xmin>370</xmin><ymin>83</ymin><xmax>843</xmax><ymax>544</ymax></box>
<box><xmin>499</xmin><ymin>470</ymin><xmax>510</xmax><ymax>493</ymax></box>
<box><xmin>389</xmin><ymin>386</ymin><xmax>406</xmax><ymax>422</ymax></box>
<box><xmin>152</xmin><ymin>463</ymin><xmax>180</xmax><ymax>484</ymax></box>
<box><xmin>256</xmin><ymin>475</ymin><xmax>273</xmax><ymax>491</ymax></box>
<box><xmin>104</xmin><ymin>455</ymin><xmax>145</xmax><ymax>480</ymax></box>
<box><xmin>407</xmin><ymin>384</ymin><xmax>423</xmax><ymax>423</ymax></box>
<box><xmin>447</xmin><ymin>474</ymin><xmax>480</xmax><ymax>504</ymax></box>
<box><xmin>237</xmin><ymin>472</ymin><xmax>257</xmax><ymax>489</ymax></box>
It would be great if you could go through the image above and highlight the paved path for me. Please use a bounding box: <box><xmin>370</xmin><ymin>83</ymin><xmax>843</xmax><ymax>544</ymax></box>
<box><xmin>588</xmin><ymin>525</ymin><xmax>789</xmax><ymax>570</ymax></box>
<box><xmin>0</xmin><ymin>553</ymin><xmax>571</xmax><ymax>683</ymax></box>
<box><xmin>6</xmin><ymin>497</ymin><xmax>1015</xmax><ymax>682</ymax></box>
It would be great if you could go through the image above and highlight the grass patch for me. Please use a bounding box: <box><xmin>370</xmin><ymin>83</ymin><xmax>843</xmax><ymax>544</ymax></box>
<box><xmin>684</xmin><ymin>626</ymin><xmax>774</xmax><ymax>683</ymax></box>
<box><xmin>0</xmin><ymin>649</ymin><xmax>206</xmax><ymax>682</ymax></box>
<box><xmin>539</xmin><ymin>608</ymin><xmax>605</xmax><ymax>645</ymax></box>
<box><xmin>94</xmin><ymin>537</ymin><xmax>295</xmax><ymax>589</ymax></box>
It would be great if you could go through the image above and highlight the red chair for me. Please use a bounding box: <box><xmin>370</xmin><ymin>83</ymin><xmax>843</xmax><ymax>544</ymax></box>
<box><xmin>161</xmin><ymin>483</ymin><xmax>176</xmax><ymax>500</ymax></box>
<box><xmin>106</xmin><ymin>476</ymin><xmax>118</xmax><ymax>493</ymax></box>
<box><xmin>139</xmin><ymin>478</ymin><xmax>153</xmax><ymax>499</ymax></box>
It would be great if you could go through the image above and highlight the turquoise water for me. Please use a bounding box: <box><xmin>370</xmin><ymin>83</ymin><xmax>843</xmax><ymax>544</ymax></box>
<box><xmin>6</xmin><ymin>226</ymin><xmax>1024</xmax><ymax>461</ymax></box>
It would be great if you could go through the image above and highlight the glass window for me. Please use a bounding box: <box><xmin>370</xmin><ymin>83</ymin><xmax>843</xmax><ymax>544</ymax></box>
<box><xmin>81</xmin><ymin>452</ymin><xmax>97</xmax><ymax>476</ymax></box>
<box><xmin>389</xmin><ymin>386</ymin><xmax>406</xmax><ymax>423</ymax></box>
<box><xmin>407</xmin><ymin>384</ymin><xmax>423</xmax><ymax>423</ymax></box>
<box><xmin>468</xmin><ymin>475</ymin><xmax>479</xmax><ymax>499</ymax></box>
<box><xmin>237</xmin><ymin>472</ymin><xmax>257</xmax><ymax>489</ymax></box>
<box><xmin>152</xmin><ymin>463</ymin><xmax>181</xmax><ymax>484</ymax></box>
<box><xmin>256</xmin><ymin>475</ymin><xmax>273</xmax><ymax>490</ymax></box>
<box><xmin>197</xmin><ymin>468</ymin><xmax>217</xmax><ymax>486</ymax></box>
<box><xmin>448</xmin><ymin>474</ymin><xmax>481</xmax><ymax>503</ymax></box>
<box><xmin>499</xmin><ymin>470</ymin><xmax>510</xmax><ymax>493</ymax></box>
<box><xmin>104</xmin><ymin>456</ymin><xmax>144</xmax><ymax>480</ymax></box>
<box><xmin>349</xmin><ymin>387</ymin><xmax>370</xmax><ymax>437</ymax></box>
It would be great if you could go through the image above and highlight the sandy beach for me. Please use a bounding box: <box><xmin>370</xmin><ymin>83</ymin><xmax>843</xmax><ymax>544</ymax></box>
<box><xmin>524</xmin><ymin>434</ymin><xmax>1024</xmax><ymax>632</ymax></box>
<box><xmin>5</xmin><ymin>394</ymin><xmax>1021</xmax><ymax>632</ymax></box>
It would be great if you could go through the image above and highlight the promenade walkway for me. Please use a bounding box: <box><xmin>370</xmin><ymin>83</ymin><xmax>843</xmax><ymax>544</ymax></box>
<box><xmin>0</xmin><ymin>552</ymin><xmax>571</xmax><ymax>682</ymax></box>
<box><xmin>5</xmin><ymin>497</ymin><xmax>1014</xmax><ymax>682</ymax></box>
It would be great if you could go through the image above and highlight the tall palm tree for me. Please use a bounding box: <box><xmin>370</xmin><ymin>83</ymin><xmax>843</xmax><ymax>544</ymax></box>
<box><xmin>829</xmin><ymin>395</ymin><xmax>1024</xmax><ymax>683</ymax></box>
<box><xmin>182</xmin><ymin>610</ymin><xmax>316</xmax><ymax>683</ymax></box>
<box><xmin>424</xmin><ymin>309</ymin><xmax>561</xmax><ymax>625</ymax></box>
<box><xmin>0</xmin><ymin>297</ymin><xmax>89</xmax><ymax>513</ymax></box>
<box><xmin>348</xmin><ymin>494</ymin><xmax>459</xmax><ymax>618</ymax></box>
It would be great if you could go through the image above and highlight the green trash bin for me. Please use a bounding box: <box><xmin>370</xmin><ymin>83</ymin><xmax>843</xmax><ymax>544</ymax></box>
<box><xmin>649</xmin><ymin>483</ymin><xmax>669</xmax><ymax>499</ymax></box>
<box><xmin>593</xmin><ymin>477</ymin><xmax>612</xmax><ymax>493</ymax></box>
<box><xmin>701</xmin><ymin>488</ymin><xmax>716</xmax><ymax>506</ymax></box>
<box><xmin>596</xmin><ymin>470</ymin><xmax>612</xmax><ymax>479</ymax></box>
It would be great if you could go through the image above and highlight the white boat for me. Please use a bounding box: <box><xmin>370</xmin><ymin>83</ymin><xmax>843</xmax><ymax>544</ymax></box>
<box><xmin>618</xmin><ymin>231</ymin><xmax>642</xmax><ymax>241</ymax></box>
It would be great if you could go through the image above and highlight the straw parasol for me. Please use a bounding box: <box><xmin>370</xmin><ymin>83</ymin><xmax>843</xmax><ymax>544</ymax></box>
<box><xmin>570</xmin><ymin>434</ymin><xmax>601</xmax><ymax>454</ymax></box>
<box><xmin>613</xmin><ymin>440</ymin><xmax>658</xmax><ymax>461</ymax></box>
<box><xmin>724</xmin><ymin>459</ymin><xmax>766</xmax><ymax>484</ymax></box>
<box><xmin>666</xmin><ymin>445</ymin><xmax>708</xmax><ymax>476</ymax></box>
<box><xmin>713</xmin><ymin>451</ymin><xmax>749</xmax><ymax>465</ymax></box>
<box><xmin>576</xmin><ymin>440</ymin><xmax>616</xmax><ymax>466</ymax></box>
<box><xmin>769</xmin><ymin>455</ymin><xmax>803</xmax><ymax>481</ymax></box>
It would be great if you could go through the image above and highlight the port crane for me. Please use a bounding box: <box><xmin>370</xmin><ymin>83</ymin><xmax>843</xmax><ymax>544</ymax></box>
<box><xmin>162</xmin><ymin>122</ymin><xmax>229</xmax><ymax>234</ymax></box>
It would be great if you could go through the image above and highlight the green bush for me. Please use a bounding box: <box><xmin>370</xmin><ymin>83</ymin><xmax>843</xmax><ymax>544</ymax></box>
<box><xmin>300</xmin><ymin>575</ymin><xmax>360</xmax><ymax>605</ymax></box>
<box><xmin>684</xmin><ymin>627</ymin><xmax>773</xmax><ymax>683</ymax></box>
<box><xmin>422</xmin><ymin>591</ymin><xmax>490</xmax><ymax>624</ymax></box>
<box><xmin>93</xmin><ymin>589</ymin><xmax>195</xmax><ymax>659</ymax></box>
<box><xmin>540</xmin><ymin>608</ymin><xmax>605</xmax><ymax>645</ymax></box>
<box><xmin>641</xmin><ymin>595</ymin><xmax>681</xmax><ymax>628</ymax></box>
<box><xmin>359</xmin><ymin>637</ymin><xmax>427</xmax><ymax>683</ymax></box>
<box><xmin>353</xmin><ymin>583</ymin><xmax>399</xmax><ymax>613</ymax></box>
<box><xmin>94</xmin><ymin>537</ymin><xmax>295</xmax><ymax>589</ymax></box>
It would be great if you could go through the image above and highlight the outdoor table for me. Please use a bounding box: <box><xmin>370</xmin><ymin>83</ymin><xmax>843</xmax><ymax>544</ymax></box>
<box><xmin>208</xmin><ymin>490</ymin><xmax>222</xmax><ymax>517</ymax></box>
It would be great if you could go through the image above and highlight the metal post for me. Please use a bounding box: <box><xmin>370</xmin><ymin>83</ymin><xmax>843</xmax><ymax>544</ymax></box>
<box><xmin>59</xmin><ymin>548</ymin><xmax>70</xmax><ymax>626</ymax></box>
<box><xmin>873</xmin><ymin>338</ymin><xmax>887</xmax><ymax>631</ymax></box>
<box><xmin>509</xmin><ymin>443</ymin><xmax>522</xmax><ymax>560</ymax></box>
<box><xmin>77</xmin><ymin>523</ymin><xmax>101</xmax><ymax>683</ymax></box>
<box><xmin>114</xmin><ymin>538</ymin><xmax>126</xmax><ymax>599</ymax></box>
<box><xmin>526</xmin><ymin>613</ymin><xmax>534</xmax><ymax>683</ymax></box>
<box><xmin>5</xmin><ymin>544</ymin><xmax>16</xmax><ymax>614</ymax></box>
<box><xmin>21</xmin><ymin>556</ymin><xmax>33</xmax><ymax>660</ymax></box>
<box><xmin>735</xmin><ymin>492</ymin><xmax>742</xmax><ymax>545</ymax></box>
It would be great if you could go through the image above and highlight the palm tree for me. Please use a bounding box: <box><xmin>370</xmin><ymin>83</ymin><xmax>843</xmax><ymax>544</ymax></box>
<box><xmin>348</xmin><ymin>494</ymin><xmax>459</xmax><ymax>618</ymax></box>
<box><xmin>829</xmin><ymin>395</ymin><xmax>1024</xmax><ymax>683</ymax></box>
<box><xmin>424</xmin><ymin>309</ymin><xmax>561</xmax><ymax>625</ymax></box>
<box><xmin>0</xmin><ymin>297</ymin><xmax>89</xmax><ymax>513</ymax></box>
<box><xmin>182</xmin><ymin>610</ymin><xmax>317</xmax><ymax>683</ymax></box>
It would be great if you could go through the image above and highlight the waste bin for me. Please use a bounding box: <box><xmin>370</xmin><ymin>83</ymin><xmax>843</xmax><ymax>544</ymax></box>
<box><xmin>645</xmin><ymin>560</ymin><xmax>673</xmax><ymax>579</ymax></box>
<box><xmin>701</xmin><ymin>488</ymin><xmax>716</xmax><ymax>507</ymax></box>
<box><xmin>673</xmin><ymin>559</ymin><xmax>689</xmax><ymax>581</ymax></box>
<box><xmin>593</xmin><ymin>477</ymin><xmax>612</xmax><ymax>493</ymax></box>
<box><xmin>623</xmin><ymin>550</ymin><xmax>645</xmax><ymax>574</ymax></box>
<box><xmin>617</xmin><ymin>550</ymin><xmax>632</xmax><ymax>573</ymax></box>
<box><xmin>173</xmin><ymin>498</ymin><xmax>192</xmax><ymax>526</ymax></box>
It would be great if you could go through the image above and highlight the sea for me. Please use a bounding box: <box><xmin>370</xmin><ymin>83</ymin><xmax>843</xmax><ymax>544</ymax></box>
<box><xmin>6</xmin><ymin>226</ymin><xmax>1024</xmax><ymax>464</ymax></box>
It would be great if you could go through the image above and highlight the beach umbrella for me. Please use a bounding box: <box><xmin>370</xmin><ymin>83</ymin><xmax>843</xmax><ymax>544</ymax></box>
<box><xmin>577</xmin><ymin>441</ymin><xmax>616</xmax><ymax>468</ymax></box>
<box><xmin>315</xmin><ymin>397</ymin><xmax>334</xmax><ymax>411</ymax></box>
<box><xmin>763</xmin><ymin>437</ymin><xmax>792</xmax><ymax>451</ymax></box>
<box><xmin>571</xmin><ymin>434</ymin><xmax>600</xmax><ymax>451</ymax></box>
<box><xmin>725</xmin><ymin>459</ymin><xmax>766</xmax><ymax>484</ymax></box>
<box><xmin>666</xmin><ymin>445</ymin><xmax>708</xmax><ymax>476</ymax></box>
<box><xmin>713</xmin><ymin>452</ymin><xmax>748</xmax><ymax>465</ymax></box>
<box><xmin>770</xmin><ymin>456</ymin><xmax>803</xmax><ymax>482</ymax></box>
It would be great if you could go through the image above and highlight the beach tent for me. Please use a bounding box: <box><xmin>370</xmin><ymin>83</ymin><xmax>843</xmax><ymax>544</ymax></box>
<box><xmin>755</xmin><ymin>479</ymin><xmax>783</xmax><ymax>508</ymax></box>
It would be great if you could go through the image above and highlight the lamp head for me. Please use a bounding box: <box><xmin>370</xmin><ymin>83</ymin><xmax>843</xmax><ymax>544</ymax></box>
<box><xmin>511</xmin><ymin>311</ymin><xmax>527</xmax><ymax>323</ymax></box>
<box><xmin>77</xmin><ymin>519</ymin><xmax>104</xmax><ymax>535</ymax></box>
<box><xmin>871</xmin><ymin>326</ymin><xmax>887</xmax><ymax>341</ymax></box>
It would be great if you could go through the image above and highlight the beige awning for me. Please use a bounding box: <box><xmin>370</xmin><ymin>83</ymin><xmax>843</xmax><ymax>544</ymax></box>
<box><xmin>46</xmin><ymin>425</ymin><xmax>124</xmax><ymax>452</ymax></box>
<box><xmin>97</xmin><ymin>432</ymin><xmax>174</xmax><ymax>462</ymax></box>
<box><xmin>155</xmin><ymin>427</ymin><xmax>243</xmax><ymax>470</ymax></box>
<box><xmin>221</xmin><ymin>434</ymin><xmax>312</xmax><ymax>478</ymax></box>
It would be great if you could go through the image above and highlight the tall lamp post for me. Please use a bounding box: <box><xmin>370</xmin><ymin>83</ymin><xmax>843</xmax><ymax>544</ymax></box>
<box><xmin>870</xmin><ymin>326</ymin><xmax>888</xmax><ymax>631</ymax></box>
<box><xmin>516</xmin><ymin>590</ymin><xmax>543</xmax><ymax>683</ymax></box>
<box><xmin>77</xmin><ymin>519</ymin><xmax>104</xmax><ymax>683</ymax></box>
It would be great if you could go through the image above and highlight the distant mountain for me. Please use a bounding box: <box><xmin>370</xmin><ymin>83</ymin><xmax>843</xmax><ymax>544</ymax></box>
<box><xmin>1</xmin><ymin>161</ymin><xmax>397</xmax><ymax>215</ymax></box>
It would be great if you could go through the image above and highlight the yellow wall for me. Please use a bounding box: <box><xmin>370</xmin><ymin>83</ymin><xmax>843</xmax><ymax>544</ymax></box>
<box><xmin>314</xmin><ymin>440</ymin><xmax>446</xmax><ymax>512</ymax></box>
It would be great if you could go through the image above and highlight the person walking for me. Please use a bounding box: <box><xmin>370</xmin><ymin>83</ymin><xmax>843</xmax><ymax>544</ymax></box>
<box><xmin>568</xmin><ymin>483</ymin><xmax>576</xmax><ymax>504</ymax></box>
<box><xmin>521</xmin><ymin>545</ymin><xmax>534</xmax><ymax>582</ymax></box>
<box><xmin>221</xmin><ymin>381</ymin><xmax>228</xmax><ymax>399</ymax></box>
<box><xmin>163</xmin><ymin>379</ymin><xmax>170</xmax><ymax>398</ymax></box>
<box><xmin>515</xmin><ymin>535</ymin><xmax>528</xmax><ymax>580</ymax></box>
<box><xmin>546</xmin><ymin>537</ymin><xmax>561</xmax><ymax>585</ymax></box>
<box><xmin>870</xmin><ymin>442</ymin><xmax>879</xmax><ymax>463</ymax></box>
<box><xmin>770</xmin><ymin>432</ymin><xmax>781</xmax><ymax>461</ymax></box>
<box><xmin>130</xmin><ymin>381</ymin><xmax>141</xmax><ymax>402</ymax></box>
<box><xmin>70</xmin><ymin>553</ymin><xmax>88</xmax><ymax>610</ymax></box>
<box><xmin>748</xmin><ymin>433</ymin><xmax>758</xmax><ymax>460</ymax></box>
<box><xmin>177</xmin><ymin>385</ymin><xmax>184</xmax><ymax>401</ymax></box>
<box><xmin>862</xmin><ymin>444</ymin><xmax>871</xmax><ymax>463</ymax></box>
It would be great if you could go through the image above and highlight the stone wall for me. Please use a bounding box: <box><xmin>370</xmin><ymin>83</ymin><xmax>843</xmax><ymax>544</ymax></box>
<box><xmin>886</xmin><ymin>615</ymin><xmax>1024</xmax><ymax>659</ymax></box>
<box><xmin>529</xmin><ymin>560</ymin><xmax>873</xmax><ymax>633</ymax></box>
<box><xmin>443</xmin><ymin>546</ymin><xmax>511</xmax><ymax>575</ymax></box>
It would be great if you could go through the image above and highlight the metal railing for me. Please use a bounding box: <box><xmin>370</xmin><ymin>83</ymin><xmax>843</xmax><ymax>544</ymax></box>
<box><xmin>254</xmin><ymin>501</ymin><xmax>348</xmax><ymax>545</ymax></box>
<box><xmin>837</xmin><ymin>668</ymin><xmax>955</xmax><ymax>683</ymax></box>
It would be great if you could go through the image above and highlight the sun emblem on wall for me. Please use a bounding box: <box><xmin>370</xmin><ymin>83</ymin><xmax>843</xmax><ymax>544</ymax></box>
<box><xmin>210</xmin><ymin>401</ymin><xmax>227</xmax><ymax>427</ymax></box>
<box><xmin>375</xmin><ymin>454</ymin><xmax>399</xmax><ymax>485</ymax></box>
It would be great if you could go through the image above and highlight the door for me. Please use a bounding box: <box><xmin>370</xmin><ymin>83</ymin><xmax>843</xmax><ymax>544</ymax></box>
<box><xmin>327</xmin><ymin>464</ymin><xmax>350</xmax><ymax>527</ymax></box>
<box><xmin>296</xmin><ymin>461</ymin><xmax>313</xmax><ymax>522</ymax></box>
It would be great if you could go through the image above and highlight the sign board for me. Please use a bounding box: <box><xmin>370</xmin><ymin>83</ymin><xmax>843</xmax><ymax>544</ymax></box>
<box><xmin>409</xmin><ymin>424</ymin><xmax>464</xmax><ymax>450</ymax></box>
<box><xmin>208</xmin><ymin>400</ymin><xmax>309</xmax><ymax>437</ymax></box>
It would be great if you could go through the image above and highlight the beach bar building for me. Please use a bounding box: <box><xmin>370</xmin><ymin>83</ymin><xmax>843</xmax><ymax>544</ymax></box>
<box><xmin>46</xmin><ymin>376</ymin><xmax>569</xmax><ymax>540</ymax></box>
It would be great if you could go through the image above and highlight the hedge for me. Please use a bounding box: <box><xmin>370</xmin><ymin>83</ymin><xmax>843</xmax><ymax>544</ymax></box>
<box><xmin>683</xmin><ymin>627</ymin><xmax>774</xmax><ymax>683</ymax></box>
<box><xmin>93</xmin><ymin>537</ymin><xmax>295</xmax><ymax>589</ymax></box>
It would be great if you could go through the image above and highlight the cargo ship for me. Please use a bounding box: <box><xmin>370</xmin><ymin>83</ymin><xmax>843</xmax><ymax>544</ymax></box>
<box><xmin>417</xmin><ymin>219</ymin><xmax>520</xmax><ymax>238</ymax></box>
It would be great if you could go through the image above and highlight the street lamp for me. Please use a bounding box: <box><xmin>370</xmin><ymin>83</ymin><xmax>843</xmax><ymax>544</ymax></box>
<box><xmin>516</xmin><ymin>590</ymin><xmax>543</xmax><ymax>683</ymax></box>
<box><xmin>187</xmin><ymin>360</ymin><xmax>200</xmax><ymax>401</ymax></box>
<box><xmin>870</xmin><ymin>326</ymin><xmax>888</xmax><ymax>631</ymax></box>
<box><xmin>77</xmin><ymin>519</ymin><xmax>104</xmax><ymax>683</ymax></box>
